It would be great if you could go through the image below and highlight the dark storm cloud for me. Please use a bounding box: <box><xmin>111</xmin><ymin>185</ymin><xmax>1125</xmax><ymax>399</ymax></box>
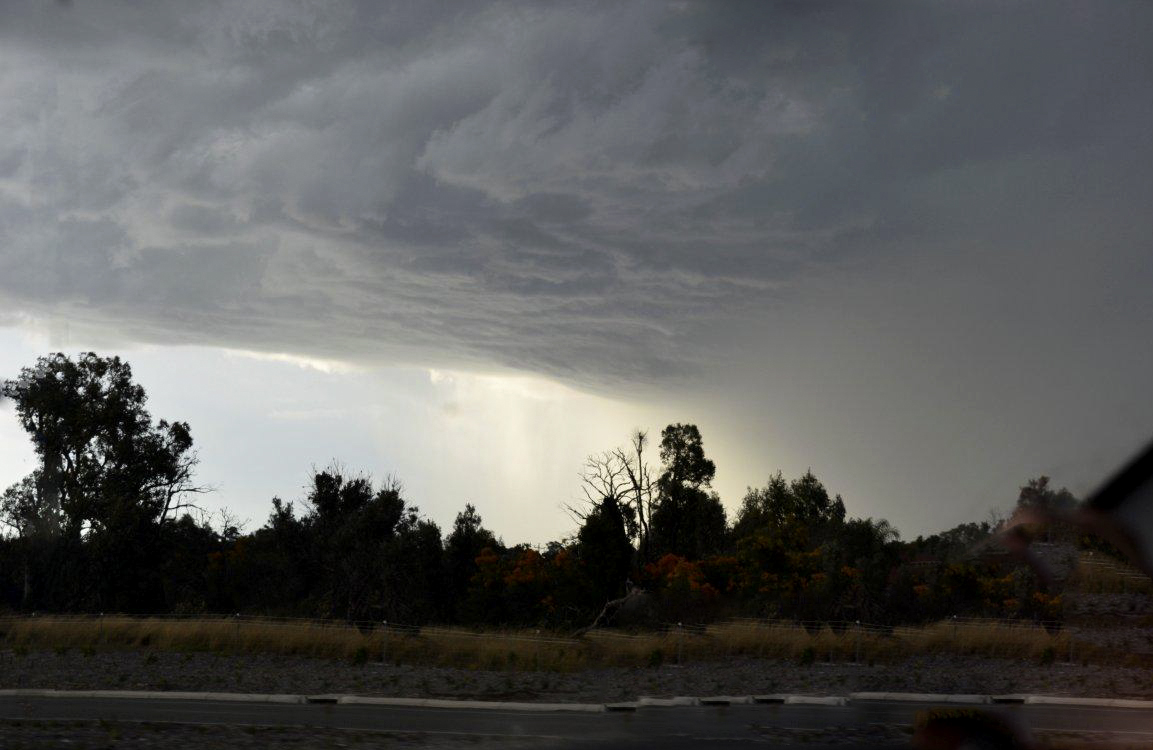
<box><xmin>0</xmin><ymin>0</ymin><xmax>1150</xmax><ymax>388</ymax></box>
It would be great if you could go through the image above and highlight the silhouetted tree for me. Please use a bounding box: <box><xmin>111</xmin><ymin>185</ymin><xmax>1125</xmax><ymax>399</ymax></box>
<box><xmin>1</xmin><ymin>353</ymin><xmax>207</xmax><ymax>611</ymax></box>
<box><xmin>445</xmin><ymin>503</ymin><xmax>501</xmax><ymax>620</ymax></box>
<box><xmin>1</xmin><ymin>472</ymin><xmax>62</xmax><ymax>540</ymax></box>
<box><xmin>657</xmin><ymin>423</ymin><xmax>716</xmax><ymax>490</ymax></box>
<box><xmin>733</xmin><ymin>471</ymin><xmax>792</xmax><ymax>539</ymax></box>
<box><xmin>1016</xmin><ymin>476</ymin><xmax>1077</xmax><ymax>513</ymax></box>
<box><xmin>381</xmin><ymin>514</ymin><xmax>446</xmax><ymax>622</ymax></box>
<box><xmin>734</xmin><ymin>470</ymin><xmax>845</xmax><ymax>543</ymax></box>
<box><xmin>909</xmin><ymin>521</ymin><xmax>994</xmax><ymax>562</ymax></box>
<box><xmin>1015</xmin><ymin>476</ymin><xmax>1079</xmax><ymax>543</ymax></box>
<box><xmin>302</xmin><ymin>467</ymin><xmax>445</xmax><ymax>622</ymax></box>
<box><xmin>650</xmin><ymin>424</ymin><xmax>727</xmax><ymax>559</ymax></box>
<box><xmin>210</xmin><ymin>498</ymin><xmax>314</xmax><ymax>615</ymax></box>
<box><xmin>214</xmin><ymin>469</ymin><xmax>446</xmax><ymax>623</ymax></box>
<box><xmin>578</xmin><ymin>496</ymin><xmax>634</xmax><ymax>605</ymax></box>
<box><xmin>1</xmin><ymin>353</ymin><xmax>204</xmax><ymax>542</ymax></box>
<box><xmin>0</xmin><ymin>472</ymin><xmax>62</xmax><ymax>607</ymax></box>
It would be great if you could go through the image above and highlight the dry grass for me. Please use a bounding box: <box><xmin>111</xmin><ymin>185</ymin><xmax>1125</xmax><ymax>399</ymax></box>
<box><xmin>603</xmin><ymin>619</ymin><xmax>1073</xmax><ymax>666</ymax></box>
<box><xmin>0</xmin><ymin>615</ymin><xmax>1077</xmax><ymax>671</ymax></box>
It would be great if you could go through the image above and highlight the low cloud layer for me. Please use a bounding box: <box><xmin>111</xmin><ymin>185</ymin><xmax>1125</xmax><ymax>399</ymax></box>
<box><xmin>2</xmin><ymin>1</ymin><xmax>1147</xmax><ymax>391</ymax></box>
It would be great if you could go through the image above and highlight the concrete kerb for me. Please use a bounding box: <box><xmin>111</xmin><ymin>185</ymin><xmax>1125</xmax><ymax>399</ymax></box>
<box><xmin>784</xmin><ymin>696</ymin><xmax>848</xmax><ymax>706</ymax></box>
<box><xmin>1022</xmin><ymin>696</ymin><xmax>1153</xmax><ymax>710</ymax></box>
<box><xmin>849</xmin><ymin>692</ymin><xmax>989</xmax><ymax>705</ymax></box>
<box><xmin>990</xmin><ymin>695</ymin><xmax>1028</xmax><ymax>704</ymax></box>
<box><xmin>305</xmin><ymin>694</ymin><xmax>340</xmax><ymax>704</ymax></box>
<box><xmin>337</xmin><ymin>696</ymin><xmax>606</xmax><ymax>712</ymax></box>
<box><xmin>750</xmin><ymin>695</ymin><xmax>848</xmax><ymax>706</ymax></box>
<box><xmin>636</xmin><ymin>696</ymin><xmax>699</xmax><ymax>707</ymax></box>
<box><xmin>6</xmin><ymin>690</ymin><xmax>1149</xmax><ymax>712</ymax></box>
<box><xmin>604</xmin><ymin>702</ymin><xmax>639</xmax><ymax>712</ymax></box>
<box><xmin>699</xmin><ymin>695</ymin><xmax>754</xmax><ymax>706</ymax></box>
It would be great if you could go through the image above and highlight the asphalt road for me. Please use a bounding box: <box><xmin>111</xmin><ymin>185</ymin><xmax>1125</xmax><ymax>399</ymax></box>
<box><xmin>3</xmin><ymin>696</ymin><xmax>1153</xmax><ymax>748</ymax></box>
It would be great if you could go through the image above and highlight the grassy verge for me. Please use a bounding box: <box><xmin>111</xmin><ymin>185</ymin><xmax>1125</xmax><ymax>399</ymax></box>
<box><xmin>0</xmin><ymin>615</ymin><xmax>1079</xmax><ymax>671</ymax></box>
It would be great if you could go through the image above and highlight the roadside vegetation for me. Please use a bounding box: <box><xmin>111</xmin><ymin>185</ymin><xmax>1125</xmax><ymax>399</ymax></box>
<box><xmin>0</xmin><ymin>614</ymin><xmax>1078</xmax><ymax>670</ymax></box>
<box><xmin>0</xmin><ymin>353</ymin><xmax>1142</xmax><ymax>645</ymax></box>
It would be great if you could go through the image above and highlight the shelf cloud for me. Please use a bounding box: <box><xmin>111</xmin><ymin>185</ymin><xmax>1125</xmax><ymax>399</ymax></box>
<box><xmin>1</xmin><ymin>1</ymin><xmax>1144</xmax><ymax>389</ymax></box>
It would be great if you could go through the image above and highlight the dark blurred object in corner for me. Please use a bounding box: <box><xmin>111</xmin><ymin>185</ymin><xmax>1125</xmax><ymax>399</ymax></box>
<box><xmin>1000</xmin><ymin>439</ymin><xmax>1153</xmax><ymax>588</ymax></box>
<box><xmin>913</xmin><ymin>707</ymin><xmax>1035</xmax><ymax>750</ymax></box>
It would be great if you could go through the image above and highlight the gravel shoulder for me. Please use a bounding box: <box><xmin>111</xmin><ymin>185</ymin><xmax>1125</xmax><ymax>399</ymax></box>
<box><xmin>4</xmin><ymin>648</ymin><xmax>1151</xmax><ymax>749</ymax></box>
<box><xmin>3</xmin><ymin>648</ymin><xmax>1153</xmax><ymax>702</ymax></box>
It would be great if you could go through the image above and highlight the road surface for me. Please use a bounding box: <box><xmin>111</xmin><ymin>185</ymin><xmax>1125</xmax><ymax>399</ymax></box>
<box><xmin>3</xmin><ymin>694</ymin><xmax>1152</xmax><ymax>748</ymax></box>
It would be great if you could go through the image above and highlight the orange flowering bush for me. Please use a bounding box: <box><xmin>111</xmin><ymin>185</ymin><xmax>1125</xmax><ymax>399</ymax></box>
<box><xmin>642</xmin><ymin>554</ymin><xmax>721</xmax><ymax>622</ymax></box>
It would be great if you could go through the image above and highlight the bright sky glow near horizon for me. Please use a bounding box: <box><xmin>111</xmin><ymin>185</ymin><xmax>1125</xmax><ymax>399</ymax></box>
<box><xmin>2</xmin><ymin>1</ymin><xmax>1152</xmax><ymax>544</ymax></box>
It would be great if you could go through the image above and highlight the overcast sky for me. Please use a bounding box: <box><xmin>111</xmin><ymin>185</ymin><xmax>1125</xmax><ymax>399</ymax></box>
<box><xmin>2</xmin><ymin>1</ymin><xmax>1151</xmax><ymax>543</ymax></box>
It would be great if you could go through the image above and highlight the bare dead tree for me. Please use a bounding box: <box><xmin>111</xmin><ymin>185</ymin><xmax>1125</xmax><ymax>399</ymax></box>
<box><xmin>614</xmin><ymin>430</ymin><xmax>654</xmax><ymax>560</ymax></box>
<box><xmin>157</xmin><ymin>453</ymin><xmax>212</xmax><ymax>524</ymax></box>
<box><xmin>565</xmin><ymin>450</ymin><xmax>631</xmax><ymax>524</ymax></box>
<box><xmin>215</xmin><ymin>506</ymin><xmax>249</xmax><ymax>540</ymax></box>
<box><xmin>572</xmin><ymin>590</ymin><xmax>632</xmax><ymax>637</ymax></box>
<box><xmin>564</xmin><ymin>431</ymin><xmax>659</xmax><ymax>636</ymax></box>
<box><xmin>569</xmin><ymin>430</ymin><xmax>655</xmax><ymax>558</ymax></box>
<box><xmin>571</xmin><ymin>582</ymin><xmax>652</xmax><ymax>637</ymax></box>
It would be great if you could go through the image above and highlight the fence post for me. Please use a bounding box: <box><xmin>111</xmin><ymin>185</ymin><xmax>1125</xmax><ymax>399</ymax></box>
<box><xmin>235</xmin><ymin>613</ymin><xmax>241</xmax><ymax>644</ymax></box>
<box><xmin>855</xmin><ymin>621</ymin><xmax>861</xmax><ymax>663</ymax></box>
<box><xmin>677</xmin><ymin>622</ymin><xmax>683</xmax><ymax>665</ymax></box>
<box><xmin>382</xmin><ymin>621</ymin><xmax>388</xmax><ymax>665</ymax></box>
<box><xmin>952</xmin><ymin>614</ymin><xmax>958</xmax><ymax>641</ymax></box>
<box><xmin>99</xmin><ymin>612</ymin><xmax>104</xmax><ymax>643</ymax></box>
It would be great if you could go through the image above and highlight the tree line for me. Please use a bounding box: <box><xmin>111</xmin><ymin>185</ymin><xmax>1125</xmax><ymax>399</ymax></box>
<box><xmin>0</xmin><ymin>353</ymin><xmax>1085</xmax><ymax>627</ymax></box>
